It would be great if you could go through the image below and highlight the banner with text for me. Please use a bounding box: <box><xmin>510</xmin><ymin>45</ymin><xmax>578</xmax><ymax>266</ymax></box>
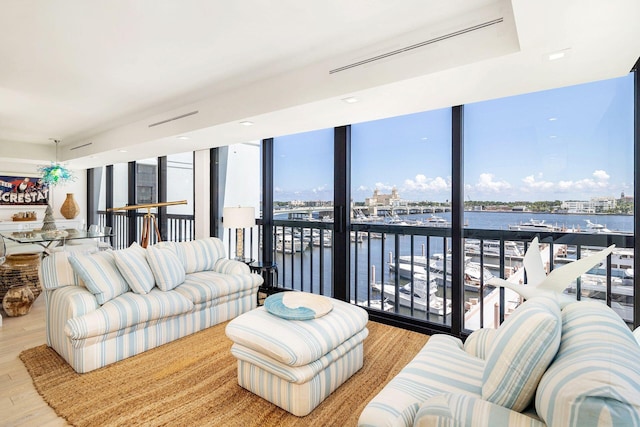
<box><xmin>0</xmin><ymin>176</ymin><xmax>50</xmax><ymax>205</ymax></box>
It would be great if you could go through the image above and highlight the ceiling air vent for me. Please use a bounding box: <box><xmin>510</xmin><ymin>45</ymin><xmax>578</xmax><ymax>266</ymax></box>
<box><xmin>329</xmin><ymin>17</ymin><xmax>503</xmax><ymax>74</ymax></box>
<box><xmin>69</xmin><ymin>142</ymin><xmax>93</xmax><ymax>151</ymax></box>
<box><xmin>148</xmin><ymin>110</ymin><xmax>199</xmax><ymax>128</ymax></box>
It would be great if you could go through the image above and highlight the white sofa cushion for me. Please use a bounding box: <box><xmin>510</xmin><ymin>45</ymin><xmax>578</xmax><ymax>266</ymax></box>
<box><xmin>175</xmin><ymin>270</ymin><xmax>262</xmax><ymax>304</ymax></box>
<box><xmin>68</xmin><ymin>251</ymin><xmax>130</xmax><ymax>304</ymax></box>
<box><xmin>414</xmin><ymin>393</ymin><xmax>546</xmax><ymax>427</ymax></box>
<box><xmin>482</xmin><ymin>297</ymin><xmax>562</xmax><ymax>412</ymax></box>
<box><xmin>464</xmin><ymin>328</ymin><xmax>497</xmax><ymax>360</ymax></box>
<box><xmin>146</xmin><ymin>245</ymin><xmax>186</xmax><ymax>291</ymax></box>
<box><xmin>64</xmin><ymin>288</ymin><xmax>193</xmax><ymax>340</ymax></box>
<box><xmin>358</xmin><ymin>334</ymin><xmax>484</xmax><ymax>427</ymax></box>
<box><xmin>536</xmin><ymin>301</ymin><xmax>640</xmax><ymax>427</ymax></box>
<box><xmin>41</xmin><ymin>251</ymin><xmax>82</xmax><ymax>290</ymax></box>
<box><xmin>226</xmin><ymin>297</ymin><xmax>368</xmax><ymax>367</ymax></box>
<box><xmin>171</xmin><ymin>237</ymin><xmax>226</xmax><ymax>274</ymax></box>
<box><xmin>113</xmin><ymin>242</ymin><xmax>155</xmax><ymax>294</ymax></box>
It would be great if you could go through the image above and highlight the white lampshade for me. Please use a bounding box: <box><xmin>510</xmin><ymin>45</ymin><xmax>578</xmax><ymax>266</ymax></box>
<box><xmin>223</xmin><ymin>206</ymin><xmax>255</xmax><ymax>229</ymax></box>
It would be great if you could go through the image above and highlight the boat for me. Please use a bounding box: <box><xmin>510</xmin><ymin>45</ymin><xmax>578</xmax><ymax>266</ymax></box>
<box><xmin>584</xmin><ymin>219</ymin><xmax>612</xmax><ymax>233</ymax></box>
<box><xmin>423</xmin><ymin>215</ymin><xmax>449</xmax><ymax>227</ymax></box>
<box><xmin>566</xmin><ymin>278</ymin><xmax>634</xmax><ymax>322</ymax></box>
<box><xmin>371</xmin><ymin>278</ymin><xmax>450</xmax><ymax>315</ymax></box>
<box><xmin>352</xmin><ymin>298</ymin><xmax>394</xmax><ymax>312</ymax></box>
<box><xmin>275</xmin><ymin>232</ymin><xmax>308</xmax><ymax>253</ymax></box>
<box><xmin>389</xmin><ymin>254</ymin><xmax>494</xmax><ymax>292</ymax></box>
<box><xmin>508</xmin><ymin>219</ymin><xmax>558</xmax><ymax>232</ymax></box>
<box><xmin>580</xmin><ymin>247</ymin><xmax>634</xmax><ymax>270</ymax></box>
<box><xmin>464</xmin><ymin>239</ymin><xmax>524</xmax><ymax>259</ymax></box>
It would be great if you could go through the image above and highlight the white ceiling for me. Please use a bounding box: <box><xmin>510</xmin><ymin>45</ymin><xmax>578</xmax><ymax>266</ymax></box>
<box><xmin>0</xmin><ymin>0</ymin><xmax>638</xmax><ymax>170</ymax></box>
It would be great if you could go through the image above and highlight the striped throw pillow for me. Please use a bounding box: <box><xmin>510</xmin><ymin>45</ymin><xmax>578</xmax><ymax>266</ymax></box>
<box><xmin>68</xmin><ymin>251</ymin><xmax>130</xmax><ymax>305</ymax></box>
<box><xmin>113</xmin><ymin>242</ymin><xmax>155</xmax><ymax>294</ymax></box>
<box><xmin>174</xmin><ymin>237</ymin><xmax>226</xmax><ymax>273</ymax></box>
<box><xmin>482</xmin><ymin>297</ymin><xmax>561</xmax><ymax>412</ymax></box>
<box><xmin>146</xmin><ymin>245</ymin><xmax>186</xmax><ymax>291</ymax></box>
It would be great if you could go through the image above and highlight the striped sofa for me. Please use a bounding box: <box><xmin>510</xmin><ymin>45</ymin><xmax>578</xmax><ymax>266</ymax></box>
<box><xmin>42</xmin><ymin>237</ymin><xmax>263</xmax><ymax>373</ymax></box>
<box><xmin>359</xmin><ymin>297</ymin><xmax>640</xmax><ymax>427</ymax></box>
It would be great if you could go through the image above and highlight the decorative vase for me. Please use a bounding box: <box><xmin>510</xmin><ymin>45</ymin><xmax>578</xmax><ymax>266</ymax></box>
<box><xmin>60</xmin><ymin>193</ymin><xmax>80</xmax><ymax>219</ymax></box>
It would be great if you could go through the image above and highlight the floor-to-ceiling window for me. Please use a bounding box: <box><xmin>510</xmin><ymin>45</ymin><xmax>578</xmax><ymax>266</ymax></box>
<box><xmin>272</xmin><ymin>129</ymin><xmax>334</xmax><ymax>293</ymax></box>
<box><xmin>463</xmin><ymin>73</ymin><xmax>635</xmax><ymax>328</ymax></box>
<box><xmin>351</xmin><ymin>109</ymin><xmax>453</xmax><ymax>325</ymax></box>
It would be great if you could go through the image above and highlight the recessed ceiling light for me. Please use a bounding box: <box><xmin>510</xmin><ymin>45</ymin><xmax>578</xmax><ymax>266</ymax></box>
<box><xmin>546</xmin><ymin>48</ymin><xmax>571</xmax><ymax>61</ymax></box>
<box><xmin>341</xmin><ymin>96</ymin><xmax>359</xmax><ymax>104</ymax></box>
<box><xmin>177</xmin><ymin>136</ymin><xmax>190</xmax><ymax>140</ymax></box>
<box><xmin>239</xmin><ymin>121</ymin><xmax>254</xmax><ymax>126</ymax></box>
<box><xmin>118</xmin><ymin>149</ymin><xmax>128</xmax><ymax>153</ymax></box>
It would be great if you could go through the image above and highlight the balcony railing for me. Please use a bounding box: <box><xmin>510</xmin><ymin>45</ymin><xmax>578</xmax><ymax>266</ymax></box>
<box><xmin>264</xmin><ymin>219</ymin><xmax>635</xmax><ymax>333</ymax></box>
<box><xmin>97</xmin><ymin>211</ymin><xmax>194</xmax><ymax>249</ymax></box>
<box><xmin>97</xmin><ymin>211</ymin><xmax>635</xmax><ymax>332</ymax></box>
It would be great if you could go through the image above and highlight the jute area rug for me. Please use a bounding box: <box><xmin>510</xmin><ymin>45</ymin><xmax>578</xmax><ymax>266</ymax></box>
<box><xmin>20</xmin><ymin>320</ymin><xmax>429</xmax><ymax>427</ymax></box>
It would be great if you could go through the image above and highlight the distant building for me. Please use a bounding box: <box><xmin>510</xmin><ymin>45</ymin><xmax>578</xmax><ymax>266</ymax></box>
<box><xmin>511</xmin><ymin>205</ymin><xmax>529</xmax><ymax>212</ymax></box>
<box><xmin>560</xmin><ymin>197</ymin><xmax>616</xmax><ymax>213</ymax></box>
<box><xmin>620</xmin><ymin>191</ymin><xmax>634</xmax><ymax>203</ymax></box>
<box><xmin>365</xmin><ymin>187</ymin><xmax>402</xmax><ymax>206</ymax></box>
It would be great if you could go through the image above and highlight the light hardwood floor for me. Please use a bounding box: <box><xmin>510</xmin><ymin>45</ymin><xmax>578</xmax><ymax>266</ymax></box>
<box><xmin>0</xmin><ymin>297</ymin><xmax>68</xmax><ymax>426</ymax></box>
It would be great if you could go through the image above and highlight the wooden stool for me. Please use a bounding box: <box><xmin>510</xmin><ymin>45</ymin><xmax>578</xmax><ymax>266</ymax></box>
<box><xmin>2</xmin><ymin>285</ymin><xmax>35</xmax><ymax>316</ymax></box>
<box><xmin>0</xmin><ymin>253</ymin><xmax>42</xmax><ymax>306</ymax></box>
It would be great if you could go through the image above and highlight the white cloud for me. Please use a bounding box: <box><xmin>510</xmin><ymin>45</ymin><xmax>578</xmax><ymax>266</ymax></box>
<box><xmin>593</xmin><ymin>170</ymin><xmax>610</xmax><ymax>181</ymax></box>
<box><xmin>475</xmin><ymin>173</ymin><xmax>512</xmax><ymax>193</ymax></box>
<box><xmin>525</xmin><ymin>170</ymin><xmax>611</xmax><ymax>194</ymax></box>
<box><xmin>521</xmin><ymin>174</ymin><xmax>555</xmax><ymax>192</ymax></box>
<box><xmin>403</xmin><ymin>174</ymin><xmax>449</xmax><ymax>192</ymax></box>
<box><xmin>311</xmin><ymin>184</ymin><xmax>328</xmax><ymax>194</ymax></box>
<box><xmin>356</xmin><ymin>185</ymin><xmax>369</xmax><ymax>192</ymax></box>
<box><xmin>374</xmin><ymin>182</ymin><xmax>394</xmax><ymax>192</ymax></box>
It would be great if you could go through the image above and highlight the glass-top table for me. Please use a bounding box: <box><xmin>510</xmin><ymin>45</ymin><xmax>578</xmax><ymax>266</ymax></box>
<box><xmin>1</xmin><ymin>229</ymin><xmax>113</xmax><ymax>251</ymax></box>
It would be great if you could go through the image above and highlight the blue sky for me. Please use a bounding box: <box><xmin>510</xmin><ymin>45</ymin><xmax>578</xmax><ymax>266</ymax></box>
<box><xmin>274</xmin><ymin>74</ymin><xmax>634</xmax><ymax>203</ymax></box>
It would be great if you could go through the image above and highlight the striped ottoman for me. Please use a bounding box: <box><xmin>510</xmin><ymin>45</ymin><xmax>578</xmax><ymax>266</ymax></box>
<box><xmin>225</xmin><ymin>294</ymin><xmax>369</xmax><ymax>416</ymax></box>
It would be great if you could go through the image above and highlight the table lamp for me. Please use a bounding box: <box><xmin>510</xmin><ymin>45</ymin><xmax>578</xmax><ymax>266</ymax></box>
<box><xmin>223</xmin><ymin>206</ymin><xmax>255</xmax><ymax>261</ymax></box>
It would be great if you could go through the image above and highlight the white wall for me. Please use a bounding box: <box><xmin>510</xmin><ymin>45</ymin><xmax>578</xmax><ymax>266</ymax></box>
<box><xmin>194</xmin><ymin>149</ymin><xmax>210</xmax><ymax>239</ymax></box>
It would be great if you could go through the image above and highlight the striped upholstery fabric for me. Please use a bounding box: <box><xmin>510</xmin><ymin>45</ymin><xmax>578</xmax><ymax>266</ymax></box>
<box><xmin>172</xmin><ymin>237</ymin><xmax>226</xmax><ymax>273</ymax></box>
<box><xmin>235</xmin><ymin>333</ymin><xmax>366</xmax><ymax>416</ymax></box>
<box><xmin>175</xmin><ymin>270</ymin><xmax>262</xmax><ymax>304</ymax></box>
<box><xmin>464</xmin><ymin>328</ymin><xmax>497</xmax><ymax>360</ymax></box>
<box><xmin>414</xmin><ymin>393</ymin><xmax>546</xmax><ymax>427</ymax></box>
<box><xmin>231</xmin><ymin>328</ymin><xmax>368</xmax><ymax>384</ymax></box>
<box><xmin>113</xmin><ymin>242</ymin><xmax>155</xmax><ymax>294</ymax></box>
<box><xmin>482</xmin><ymin>297</ymin><xmax>561</xmax><ymax>412</ymax></box>
<box><xmin>226</xmin><ymin>295</ymin><xmax>368</xmax><ymax>417</ymax></box>
<box><xmin>213</xmin><ymin>258</ymin><xmax>250</xmax><ymax>275</ymax></box>
<box><xmin>146</xmin><ymin>245</ymin><xmax>186</xmax><ymax>291</ymax></box>
<box><xmin>43</xmin><ymin>238</ymin><xmax>262</xmax><ymax>373</ymax></box>
<box><xmin>634</xmin><ymin>326</ymin><xmax>640</xmax><ymax>345</ymax></box>
<box><xmin>358</xmin><ymin>335</ymin><xmax>484</xmax><ymax>427</ymax></box>
<box><xmin>46</xmin><ymin>285</ymin><xmax>99</xmax><ymax>350</ymax></box>
<box><xmin>536</xmin><ymin>301</ymin><xmax>640</xmax><ymax>427</ymax></box>
<box><xmin>41</xmin><ymin>251</ymin><xmax>82</xmax><ymax>290</ymax></box>
<box><xmin>65</xmin><ymin>289</ymin><xmax>194</xmax><ymax>340</ymax></box>
<box><xmin>68</xmin><ymin>250</ymin><xmax>130</xmax><ymax>304</ymax></box>
<box><xmin>46</xmin><ymin>280</ymin><xmax>258</xmax><ymax>374</ymax></box>
<box><xmin>226</xmin><ymin>299</ymin><xmax>368</xmax><ymax>366</ymax></box>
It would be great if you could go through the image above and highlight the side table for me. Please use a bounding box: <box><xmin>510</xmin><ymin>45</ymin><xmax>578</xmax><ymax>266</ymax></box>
<box><xmin>248</xmin><ymin>261</ymin><xmax>280</xmax><ymax>306</ymax></box>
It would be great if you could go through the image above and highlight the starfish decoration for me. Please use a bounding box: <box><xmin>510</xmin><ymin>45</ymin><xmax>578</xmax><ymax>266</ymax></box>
<box><xmin>487</xmin><ymin>237</ymin><xmax>616</xmax><ymax>308</ymax></box>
